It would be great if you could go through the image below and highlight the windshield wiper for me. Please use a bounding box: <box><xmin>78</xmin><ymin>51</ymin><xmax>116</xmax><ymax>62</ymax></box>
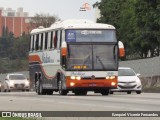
<box><xmin>96</xmin><ymin>56</ymin><xmax>106</xmax><ymax>70</ymax></box>
<box><xmin>81</xmin><ymin>55</ymin><xmax>90</xmax><ymax>70</ymax></box>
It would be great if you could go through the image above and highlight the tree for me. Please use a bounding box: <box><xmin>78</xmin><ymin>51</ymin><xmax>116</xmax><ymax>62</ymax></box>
<box><xmin>29</xmin><ymin>13</ymin><xmax>59</xmax><ymax>28</ymax></box>
<box><xmin>134</xmin><ymin>0</ymin><xmax>160</xmax><ymax>57</ymax></box>
<box><xmin>97</xmin><ymin>0</ymin><xmax>160</xmax><ymax>59</ymax></box>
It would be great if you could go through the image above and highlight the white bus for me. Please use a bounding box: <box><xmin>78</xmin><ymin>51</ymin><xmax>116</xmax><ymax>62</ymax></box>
<box><xmin>29</xmin><ymin>19</ymin><xmax>125</xmax><ymax>95</ymax></box>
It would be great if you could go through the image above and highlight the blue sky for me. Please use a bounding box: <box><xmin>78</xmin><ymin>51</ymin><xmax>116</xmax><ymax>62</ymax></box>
<box><xmin>0</xmin><ymin>0</ymin><xmax>101</xmax><ymax>21</ymax></box>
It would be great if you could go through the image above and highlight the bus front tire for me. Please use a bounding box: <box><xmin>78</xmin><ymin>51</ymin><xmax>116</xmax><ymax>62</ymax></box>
<box><xmin>74</xmin><ymin>91</ymin><xmax>87</xmax><ymax>96</ymax></box>
<box><xmin>101</xmin><ymin>90</ymin><xmax>109</xmax><ymax>96</ymax></box>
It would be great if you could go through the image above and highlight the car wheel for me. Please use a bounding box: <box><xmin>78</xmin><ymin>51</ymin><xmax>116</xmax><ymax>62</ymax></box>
<box><xmin>110</xmin><ymin>91</ymin><xmax>114</xmax><ymax>94</ymax></box>
<box><xmin>4</xmin><ymin>89</ymin><xmax>7</xmax><ymax>92</ymax></box>
<box><xmin>136</xmin><ymin>91</ymin><xmax>141</xmax><ymax>94</ymax></box>
<box><xmin>26</xmin><ymin>89</ymin><xmax>30</xmax><ymax>92</ymax></box>
<box><xmin>127</xmin><ymin>91</ymin><xmax>131</xmax><ymax>94</ymax></box>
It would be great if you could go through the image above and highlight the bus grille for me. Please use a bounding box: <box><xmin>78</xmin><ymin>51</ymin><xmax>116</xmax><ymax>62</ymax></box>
<box><xmin>82</xmin><ymin>77</ymin><xmax>106</xmax><ymax>80</ymax></box>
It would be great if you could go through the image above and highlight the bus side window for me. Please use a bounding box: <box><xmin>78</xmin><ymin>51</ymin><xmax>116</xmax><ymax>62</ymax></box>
<box><xmin>32</xmin><ymin>35</ymin><xmax>36</xmax><ymax>51</ymax></box>
<box><xmin>48</xmin><ymin>32</ymin><xmax>51</xmax><ymax>49</ymax></box>
<box><xmin>50</xmin><ymin>31</ymin><xmax>53</xmax><ymax>49</ymax></box>
<box><xmin>57</xmin><ymin>30</ymin><xmax>60</xmax><ymax>49</ymax></box>
<box><xmin>45</xmin><ymin>32</ymin><xmax>48</xmax><ymax>50</ymax></box>
<box><xmin>40</xmin><ymin>33</ymin><xmax>44</xmax><ymax>50</ymax></box>
<box><xmin>35</xmin><ymin>34</ymin><xmax>39</xmax><ymax>51</ymax></box>
<box><xmin>59</xmin><ymin>30</ymin><xmax>62</xmax><ymax>48</ymax></box>
<box><xmin>62</xmin><ymin>30</ymin><xmax>65</xmax><ymax>43</ymax></box>
<box><xmin>30</xmin><ymin>35</ymin><xmax>33</xmax><ymax>51</ymax></box>
<box><xmin>54</xmin><ymin>31</ymin><xmax>58</xmax><ymax>49</ymax></box>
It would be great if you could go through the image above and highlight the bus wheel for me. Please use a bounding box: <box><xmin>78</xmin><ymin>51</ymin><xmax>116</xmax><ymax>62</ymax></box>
<box><xmin>58</xmin><ymin>80</ymin><xmax>67</xmax><ymax>95</ymax></box>
<box><xmin>35</xmin><ymin>81</ymin><xmax>39</xmax><ymax>93</ymax></box>
<box><xmin>46</xmin><ymin>90</ymin><xmax>53</xmax><ymax>95</ymax></box>
<box><xmin>101</xmin><ymin>90</ymin><xmax>109</xmax><ymax>96</ymax></box>
<box><xmin>75</xmin><ymin>91</ymin><xmax>87</xmax><ymax>96</ymax></box>
<box><xmin>37</xmin><ymin>81</ymin><xmax>45</xmax><ymax>95</ymax></box>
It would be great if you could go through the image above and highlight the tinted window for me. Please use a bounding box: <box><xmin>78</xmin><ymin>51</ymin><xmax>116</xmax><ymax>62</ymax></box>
<box><xmin>9</xmin><ymin>75</ymin><xmax>26</xmax><ymax>80</ymax></box>
<box><xmin>35</xmin><ymin>34</ymin><xmax>39</xmax><ymax>50</ymax></box>
<box><xmin>45</xmin><ymin>32</ymin><xmax>48</xmax><ymax>49</ymax></box>
<box><xmin>40</xmin><ymin>33</ymin><xmax>44</xmax><ymax>50</ymax></box>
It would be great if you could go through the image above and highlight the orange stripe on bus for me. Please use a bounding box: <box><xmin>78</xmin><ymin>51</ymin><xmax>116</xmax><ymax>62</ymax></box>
<box><xmin>29</xmin><ymin>55</ymin><xmax>42</xmax><ymax>64</ymax></box>
<box><xmin>29</xmin><ymin>55</ymin><xmax>55</xmax><ymax>79</ymax></box>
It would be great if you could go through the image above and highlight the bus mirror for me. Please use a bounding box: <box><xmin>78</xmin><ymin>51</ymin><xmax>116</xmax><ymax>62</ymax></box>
<box><xmin>118</xmin><ymin>41</ymin><xmax>125</xmax><ymax>57</ymax></box>
<box><xmin>61</xmin><ymin>42</ymin><xmax>67</xmax><ymax>56</ymax></box>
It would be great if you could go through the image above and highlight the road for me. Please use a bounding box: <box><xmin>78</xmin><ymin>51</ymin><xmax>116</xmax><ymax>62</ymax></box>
<box><xmin>0</xmin><ymin>92</ymin><xmax>160</xmax><ymax>111</ymax></box>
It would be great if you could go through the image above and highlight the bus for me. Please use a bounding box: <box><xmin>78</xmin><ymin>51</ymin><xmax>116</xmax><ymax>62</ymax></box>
<box><xmin>29</xmin><ymin>19</ymin><xmax>125</xmax><ymax>95</ymax></box>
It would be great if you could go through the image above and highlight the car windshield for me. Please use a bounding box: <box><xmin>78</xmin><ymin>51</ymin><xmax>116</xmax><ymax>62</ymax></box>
<box><xmin>9</xmin><ymin>75</ymin><xmax>26</xmax><ymax>80</ymax></box>
<box><xmin>67</xmin><ymin>44</ymin><xmax>118</xmax><ymax>71</ymax></box>
<box><xmin>118</xmin><ymin>69</ymin><xmax>136</xmax><ymax>76</ymax></box>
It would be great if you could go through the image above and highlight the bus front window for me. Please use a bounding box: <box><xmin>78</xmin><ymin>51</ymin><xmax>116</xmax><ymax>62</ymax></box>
<box><xmin>67</xmin><ymin>44</ymin><xmax>118</xmax><ymax>71</ymax></box>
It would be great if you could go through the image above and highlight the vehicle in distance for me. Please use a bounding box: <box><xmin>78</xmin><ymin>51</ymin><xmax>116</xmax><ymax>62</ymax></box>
<box><xmin>110</xmin><ymin>67</ymin><xmax>142</xmax><ymax>94</ymax></box>
<box><xmin>1</xmin><ymin>74</ymin><xmax>30</xmax><ymax>92</ymax></box>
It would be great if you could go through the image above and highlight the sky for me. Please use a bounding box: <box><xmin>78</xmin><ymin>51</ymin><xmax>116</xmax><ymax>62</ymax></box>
<box><xmin>0</xmin><ymin>0</ymin><xmax>101</xmax><ymax>22</ymax></box>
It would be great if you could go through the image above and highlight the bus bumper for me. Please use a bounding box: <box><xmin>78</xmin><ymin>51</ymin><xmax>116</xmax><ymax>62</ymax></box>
<box><xmin>65</xmin><ymin>77</ymin><xmax>117</xmax><ymax>90</ymax></box>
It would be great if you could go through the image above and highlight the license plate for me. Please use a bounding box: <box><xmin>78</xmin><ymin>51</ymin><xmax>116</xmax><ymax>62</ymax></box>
<box><xmin>17</xmin><ymin>84</ymin><xmax>22</xmax><ymax>88</ymax></box>
<box><xmin>89</xmin><ymin>83</ymin><xmax>97</xmax><ymax>86</ymax></box>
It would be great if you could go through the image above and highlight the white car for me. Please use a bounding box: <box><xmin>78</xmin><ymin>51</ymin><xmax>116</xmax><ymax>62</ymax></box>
<box><xmin>2</xmin><ymin>74</ymin><xmax>30</xmax><ymax>92</ymax></box>
<box><xmin>110</xmin><ymin>67</ymin><xmax>142</xmax><ymax>94</ymax></box>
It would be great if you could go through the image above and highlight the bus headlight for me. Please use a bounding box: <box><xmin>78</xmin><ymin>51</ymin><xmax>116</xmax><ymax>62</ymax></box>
<box><xmin>70</xmin><ymin>82</ymin><xmax>75</xmax><ymax>86</ymax></box>
<box><xmin>76</xmin><ymin>76</ymin><xmax>81</xmax><ymax>80</ymax></box>
<box><xmin>110</xmin><ymin>76</ymin><xmax>116</xmax><ymax>79</ymax></box>
<box><xmin>71</xmin><ymin>76</ymin><xmax>76</xmax><ymax>80</ymax></box>
<box><xmin>111</xmin><ymin>82</ymin><xmax>116</xmax><ymax>86</ymax></box>
<box><xmin>106</xmin><ymin>76</ymin><xmax>116</xmax><ymax>79</ymax></box>
<box><xmin>106</xmin><ymin>76</ymin><xmax>110</xmax><ymax>79</ymax></box>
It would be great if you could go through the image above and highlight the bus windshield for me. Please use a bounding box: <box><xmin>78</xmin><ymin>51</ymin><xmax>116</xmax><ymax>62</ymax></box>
<box><xmin>67</xmin><ymin>44</ymin><xmax>118</xmax><ymax>71</ymax></box>
<box><xmin>66</xmin><ymin>29</ymin><xmax>116</xmax><ymax>42</ymax></box>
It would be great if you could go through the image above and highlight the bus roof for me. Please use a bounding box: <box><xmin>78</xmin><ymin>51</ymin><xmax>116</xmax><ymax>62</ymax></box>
<box><xmin>30</xmin><ymin>19</ymin><xmax>115</xmax><ymax>34</ymax></box>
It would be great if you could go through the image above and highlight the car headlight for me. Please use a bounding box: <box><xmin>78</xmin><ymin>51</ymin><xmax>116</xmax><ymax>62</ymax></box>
<box><xmin>9</xmin><ymin>81</ymin><xmax>14</xmax><ymax>86</ymax></box>
<box><xmin>0</xmin><ymin>84</ymin><xmax>1</xmax><ymax>87</ymax></box>
<box><xmin>25</xmin><ymin>81</ymin><xmax>30</xmax><ymax>86</ymax></box>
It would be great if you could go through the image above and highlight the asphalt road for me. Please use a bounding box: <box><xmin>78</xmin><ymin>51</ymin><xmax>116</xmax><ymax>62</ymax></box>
<box><xmin>0</xmin><ymin>91</ymin><xmax>160</xmax><ymax>111</ymax></box>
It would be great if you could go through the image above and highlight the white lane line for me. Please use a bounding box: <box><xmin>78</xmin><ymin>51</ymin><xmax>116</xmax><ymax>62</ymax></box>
<box><xmin>59</xmin><ymin>101</ymin><xmax>146</xmax><ymax>111</ymax></box>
